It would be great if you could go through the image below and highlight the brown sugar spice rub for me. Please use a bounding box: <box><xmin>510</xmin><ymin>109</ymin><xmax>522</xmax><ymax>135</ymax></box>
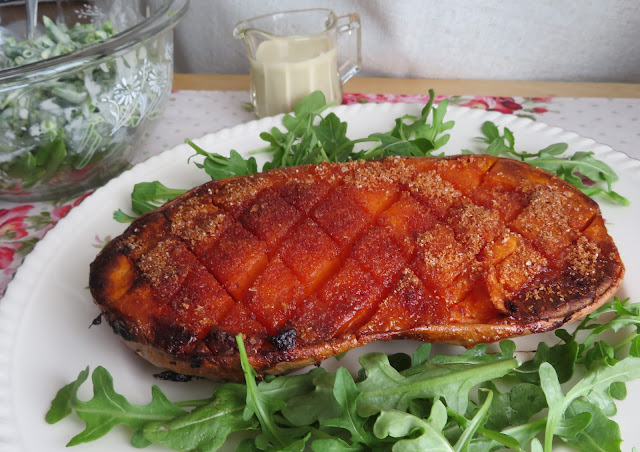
<box><xmin>89</xmin><ymin>155</ymin><xmax>624</xmax><ymax>381</ymax></box>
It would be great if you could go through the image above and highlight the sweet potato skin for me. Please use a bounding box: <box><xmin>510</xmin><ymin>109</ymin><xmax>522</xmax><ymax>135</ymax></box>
<box><xmin>89</xmin><ymin>155</ymin><xmax>624</xmax><ymax>381</ymax></box>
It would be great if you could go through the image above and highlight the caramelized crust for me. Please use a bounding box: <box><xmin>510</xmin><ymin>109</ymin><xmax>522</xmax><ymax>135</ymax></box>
<box><xmin>89</xmin><ymin>155</ymin><xmax>624</xmax><ymax>381</ymax></box>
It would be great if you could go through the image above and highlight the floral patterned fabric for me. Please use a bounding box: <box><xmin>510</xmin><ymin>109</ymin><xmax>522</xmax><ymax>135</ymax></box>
<box><xmin>0</xmin><ymin>194</ymin><xmax>91</xmax><ymax>291</ymax></box>
<box><xmin>342</xmin><ymin>93</ymin><xmax>551</xmax><ymax>119</ymax></box>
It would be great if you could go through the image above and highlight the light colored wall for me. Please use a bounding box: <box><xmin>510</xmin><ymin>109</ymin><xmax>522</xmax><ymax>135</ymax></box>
<box><xmin>173</xmin><ymin>0</ymin><xmax>640</xmax><ymax>83</ymax></box>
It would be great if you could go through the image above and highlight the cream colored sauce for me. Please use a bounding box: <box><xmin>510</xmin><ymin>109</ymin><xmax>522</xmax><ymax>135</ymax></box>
<box><xmin>250</xmin><ymin>37</ymin><xmax>341</xmax><ymax>117</ymax></box>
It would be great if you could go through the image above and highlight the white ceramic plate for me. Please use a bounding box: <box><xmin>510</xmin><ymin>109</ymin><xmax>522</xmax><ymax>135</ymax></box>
<box><xmin>1</xmin><ymin>103</ymin><xmax>639</xmax><ymax>451</ymax></box>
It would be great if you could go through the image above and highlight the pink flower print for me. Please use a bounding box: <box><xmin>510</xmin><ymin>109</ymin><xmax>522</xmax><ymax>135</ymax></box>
<box><xmin>463</xmin><ymin>98</ymin><xmax>491</xmax><ymax>110</ymax></box>
<box><xmin>532</xmin><ymin>107</ymin><xmax>548</xmax><ymax>113</ymax></box>
<box><xmin>494</xmin><ymin>97</ymin><xmax>523</xmax><ymax>114</ymax></box>
<box><xmin>50</xmin><ymin>192</ymin><xmax>92</xmax><ymax>226</ymax></box>
<box><xmin>92</xmin><ymin>234</ymin><xmax>112</xmax><ymax>249</ymax></box>
<box><xmin>0</xmin><ymin>205</ymin><xmax>33</xmax><ymax>241</ymax></box>
<box><xmin>342</xmin><ymin>93</ymin><xmax>449</xmax><ymax>105</ymax></box>
<box><xmin>51</xmin><ymin>204</ymin><xmax>73</xmax><ymax>222</ymax></box>
<box><xmin>461</xmin><ymin>96</ymin><xmax>523</xmax><ymax>114</ymax></box>
<box><xmin>0</xmin><ymin>246</ymin><xmax>16</xmax><ymax>268</ymax></box>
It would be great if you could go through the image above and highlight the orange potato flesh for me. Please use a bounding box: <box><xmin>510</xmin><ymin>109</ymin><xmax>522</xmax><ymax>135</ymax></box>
<box><xmin>312</xmin><ymin>186</ymin><xmax>375</xmax><ymax>250</ymax></box>
<box><xmin>360</xmin><ymin>268</ymin><xmax>445</xmax><ymax>334</ymax></box>
<box><xmin>293</xmin><ymin>257</ymin><xmax>384</xmax><ymax>342</ymax></box>
<box><xmin>377</xmin><ymin>192</ymin><xmax>437</xmax><ymax>255</ymax></box>
<box><xmin>242</xmin><ymin>190</ymin><xmax>301</xmax><ymax>247</ymax></box>
<box><xmin>244</xmin><ymin>256</ymin><xmax>305</xmax><ymax>334</ymax></box>
<box><xmin>278</xmin><ymin>218</ymin><xmax>341</xmax><ymax>295</ymax></box>
<box><xmin>204</xmin><ymin>222</ymin><xmax>269</xmax><ymax>301</ymax></box>
<box><xmin>351</xmin><ymin>226</ymin><xmax>407</xmax><ymax>287</ymax></box>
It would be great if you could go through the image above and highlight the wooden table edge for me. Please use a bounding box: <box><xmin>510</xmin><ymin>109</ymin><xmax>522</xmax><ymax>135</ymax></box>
<box><xmin>173</xmin><ymin>73</ymin><xmax>640</xmax><ymax>98</ymax></box>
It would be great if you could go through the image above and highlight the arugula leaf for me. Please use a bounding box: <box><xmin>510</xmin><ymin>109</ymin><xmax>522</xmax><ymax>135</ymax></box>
<box><xmin>113</xmin><ymin>181</ymin><xmax>188</xmax><ymax>223</ymax></box>
<box><xmin>476</xmin><ymin>121</ymin><xmax>629</xmax><ymax>205</ymax></box>
<box><xmin>514</xmin><ymin>340</ymin><xmax>579</xmax><ymax>384</ymax></box>
<box><xmin>453</xmin><ymin>389</ymin><xmax>494</xmax><ymax>451</ymax></box>
<box><xmin>310</xmin><ymin>438</ymin><xmax>367</xmax><ymax>451</ymax></box>
<box><xmin>468</xmin><ymin>418</ymin><xmax>547</xmax><ymax>452</ymax></box>
<box><xmin>570</xmin><ymin>297</ymin><xmax>640</xmax><ymax>358</ymax></box>
<box><xmin>554</xmin><ymin>411</ymin><xmax>593</xmax><ymax>440</ymax></box>
<box><xmin>188</xmin><ymin>89</ymin><xmax>452</xmax><ymax>180</ymax></box>
<box><xmin>45</xmin><ymin>366</ymin><xmax>185</xmax><ymax>447</ymax></box>
<box><xmin>412</xmin><ymin>343</ymin><xmax>432</xmax><ymax>367</ymax></box>
<box><xmin>427</xmin><ymin>341</ymin><xmax>516</xmax><ymax>365</ymax></box>
<box><xmin>187</xmin><ymin>140</ymin><xmax>259</xmax><ymax>180</ymax></box>
<box><xmin>540</xmin><ymin>358</ymin><xmax>640</xmax><ymax>451</ymax></box>
<box><xmin>282</xmin><ymin>371</ymin><xmax>341</xmax><ymax>426</ymax></box>
<box><xmin>320</xmin><ymin>368</ymin><xmax>375</xmax><ymax>446</ymax></box>
<box><xmin>354</xmin><ymin>90</ymin><xmax>452</xmax><ymax>161</ymax></box>
<box><xmin>292</xmin><ymin>90</ymin><xmax>335</xmax><ymax>119</ymax></box>
<box><xmin>113</xmin><ymin>209</ymin><xmax>138</xmax><ymax>223</ymax></box>
<box><xmin>355</xmin><ymin>351</ymin><xmax>519</xmax><ymax>416</ymax></box>
<box><xmin>314</xmin><ymin>113</ymin><xmax>355</xmax><ymax>162</ymax></box>
<box><xmin>478</xmin><ymin>381</ymin><xmax>547</xmax><ymax>431</ymax></box>
<box><xmin>373</xmin><ymin>408</ymin><xmax>454</xmax><ymax>451</ymax></box>
<box><xmin>143</xmin><ymin>383</ymin><xmax>258</xmax><ymax>451</ymax></box>
<box><xmin>259</xmin><ymin>367</ymin><xmax>327</xmax><ymax>403</ymax></box>
<box><xmin>362</xmin><ymin>132</ymin><xmax>435</xmax><ymax>158</ymax></box>
<box><xmin>254</xmin><ymin>91</ymin><xmax>341</xmax><ymax>171</ymax></box>
<box><xmin>561</xmin><ymin>398</ymin><xmax>622</xmax><ymax>452</ymax></box>
<box><xmin>419</xmin><ymin>97</ymin><xmax>455</xmax><ymax>148</ymax></box>
<box><xmin>237</xmin><ymin>333</ymin><xmax>310</xmax><ymax>450</ymax></box>
<box><xmin>45</xmin><ymin>366</ymin><xmax>90</xmax><ymax>424</ymax></box>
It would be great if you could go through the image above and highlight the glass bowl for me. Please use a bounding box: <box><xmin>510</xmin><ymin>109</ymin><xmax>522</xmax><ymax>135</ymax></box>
<box><xmin>0</xmin><ymin>0</ymin><xmax>189</xmax><ymax>201</ymax></box>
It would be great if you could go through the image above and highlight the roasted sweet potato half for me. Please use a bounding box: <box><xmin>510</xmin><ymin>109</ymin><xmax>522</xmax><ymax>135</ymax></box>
<box><xmin>89</xmin><ymin>155</ymin><xmax>624</xmax><ymax>381</ymax></box>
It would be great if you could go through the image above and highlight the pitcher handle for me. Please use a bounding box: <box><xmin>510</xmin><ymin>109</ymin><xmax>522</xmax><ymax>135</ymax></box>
<box><xmin>336</xmin><ymin>13</ymin><xmax>362</xmax><ymax>83</ymax></box>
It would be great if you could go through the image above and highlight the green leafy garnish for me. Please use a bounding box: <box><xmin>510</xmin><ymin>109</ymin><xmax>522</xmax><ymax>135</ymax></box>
<box><xmin>48</xmin><ymin>298</ymin><xmax>640</xmax><ymax>451</ymax></box>
<box><xmin>46</xmin><ymin>366</ymin><xmax>185</xmax><ymax>447</ymax></box>
<box><xmin>355</xmin><ymin>350</ymin><xmax>518</xmax><ymax>416</ymax></box>
<box><xmin>186</xmin><ymin>89</ymin><xmax>451</xmax><ymax>178</ymax></box>
<box><xmin>143</xmin><ymin>383</ymin><xmax>258</xmax><ymax>451</ymax></box>
<box><xmin>115</xmin><ymin>89</ymin><xmax>627</xmax><ymax>224</ymax></box>
<box><xmin>237</xmin><ymin>332</ymin><xmax>311</xmax><ymax>450</ymax></box>
<box><xmin>187</xmin><ymin>141</ymin><xmax>259</xmax><ymax>180</ymax></box>
<box><xmin>354</xmin><ymin>93</ymin><xmax>453</xmax><ymax>161</ymax></box>
<box><xmin>113</xmin><ymin>181</ymin><xmax>187</xmax><ymax>223</ymax></box>
<box><xmin>540</xmin><ymin>358</ymin><xmax>640</xmax><ymax>451</ymax></box>
<box><xmin>476</xmin><ymin>120</ymin><xmax>629</xmax><ymax>205</ymax></box>
<box><xmin>115</xmin><ymin>89</ymin><xmax>453</xmax><ymax>222</ymax></box>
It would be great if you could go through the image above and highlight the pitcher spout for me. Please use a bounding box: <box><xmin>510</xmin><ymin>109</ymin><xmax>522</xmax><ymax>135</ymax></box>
<box><xmin>232</xmin><ymin>22</ymin><xmax>247</xmax><ymax>40</ymax></box>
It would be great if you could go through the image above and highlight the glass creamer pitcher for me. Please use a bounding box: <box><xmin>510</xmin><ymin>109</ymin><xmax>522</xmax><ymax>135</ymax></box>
<box><xmin>234</xmin><ymin>9</ymin><xmax>361</xmax><ymax>117</ymax></box>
